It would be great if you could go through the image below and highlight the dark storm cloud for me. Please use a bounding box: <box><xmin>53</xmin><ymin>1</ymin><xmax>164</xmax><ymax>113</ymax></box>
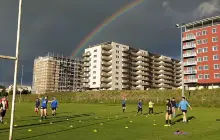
<box><xmin>0</xmin><ymin>0</ymin><xmax>219</xmax><ymax>85</ymax></box>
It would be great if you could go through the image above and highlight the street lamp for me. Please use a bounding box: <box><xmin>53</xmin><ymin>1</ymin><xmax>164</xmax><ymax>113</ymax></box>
<box><xmin>175</xmin><ymin>23</ymin><xmax>185</xmax><ymax>97</ymax></box>
<box><xmin>19</xmin><ymin>65</ymin><xmax>24</xmax><ymax>103</ymax></box>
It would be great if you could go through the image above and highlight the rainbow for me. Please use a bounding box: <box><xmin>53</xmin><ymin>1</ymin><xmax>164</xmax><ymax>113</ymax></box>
<box><xmin>71</xmin><ymin>0</ymin><xmax>144</xmax><ymax>57</ymax></box>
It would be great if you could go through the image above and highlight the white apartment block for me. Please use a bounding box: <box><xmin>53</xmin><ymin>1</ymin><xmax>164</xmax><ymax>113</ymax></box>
<box><xmin>32</xmin><ymin>54</ymin><xmax>82</xmax><ymax>94</ymax></box>
<box><xmin>82</xmin><ymin>41</ymin><xmax>181</xmax><ymax>90</ymax></box>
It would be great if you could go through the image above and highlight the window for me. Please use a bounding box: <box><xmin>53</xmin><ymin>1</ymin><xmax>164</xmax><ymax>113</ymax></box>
<box><xmin>196</xmin><ymin>32</ymin><xmax>201</xmax><ymax>36</ymax></box>
<box><xmin>202</xmin><ymin>30</ymin><xmax>207</xmax><ymax>35</ymax></box>
<box><xmin>116</xmin><ymin>66</ymin><xmax>119</xmax><ymax>69</ymax></box>
<box><xmin>202</xmin><ymin>39</ymin><xmax>208</xmax><ymax>44</ymax></box>
<box><xmin>115</xmin><ymin>77</ymin><xmax>119</xmax><ymax>80</ymax></box>
<box><xmin>212</xmin><ymin>37</ymin><xmax>218</xmax><ymax>42</ymax></box>
<box><xmin>93</xmin><ymin>65</ymin><xmax>96</xmax><ymax>68</ymax></box>
<box><xmin>212</xmin><ymin>28</ymin><xmax>217</xmax><ymax>33</ymax></box>
<box><xmin>116</xmin><ymin>55</ymin><xmax>119</xmax><ymax>58</ymax></box>
<box><xmin>116</xmin><ymin>61</ymin><xmax>119</xmax><ymax>64</ymax></box>
<box><xmin>115</xmin><ymin>83</ymin><xmax>119</xmax><ymax>85</ymax></box>
<box><xmin>213</xmin><ymin>55</ymin><xmax>219</xmax><ymax>60</ymax></box>
<box><xmin>93</xmin><ymin>60</ymin><xmax>97</xmax><ymax>63</ymax></box>
<box><xmin>198</xmin><ymin>74</ymin><xmax>203</xmax><ymax>79</ymax></box>
<box><xmin>116</xmin><ymin>72</ymin><xmax>119</xmax><ymax>74</ymax></box>
<box><xmin>93</xmin><ymin>76</ymin><xmax>96</xmax><ymax>79</ymax></box>
<box><xmin>94</xmin><ymin>49</ymin><xmax>97</xmax><ymax>52</ymax></box>
<box><xmin>198</xmin><ymin>66</ymin><xmax>203</xmax><ymax>71</ymax></box>
<box><xmin>213</xmin><ymin>46</ymin><xmax>218</xmax><ymax>51</ymax></box>
<box><xmin>197</xmin><ymin>57</ymin><xmax>202</xmax><ymax>62</ymax></box>
<box><xmin>214</xmin><ymin>64</ymin><xmax>220</xmax><ymax>69</ymax></box>
<box><xmin>204</xmin><ymin>74</ymin><xmax>209</xmax><ymax>79</ymax></box>
<box><xmin>94</xmin><ymin>55</ymin><xmax>97</xmax><ymax>58</ymax></box>
<box><xmin>93</xmin><ymin>71</ymin><xmax>96</xmax><ymax>74</ymax></box>
<box><xmin>116</xmin><ymin>50</ymin><xmax>119</xmax><ymax>53</ymax></box>
<box><xmin>93</xmin><ymin>82</ymin><xmax>96</xmax><ymax>85</ymax></box>
<box><xmin>203</xmin><ymin>47</ymin><xmax>208</xmax><ymax>52</ymax></box>
<box><xmin>203</xmin><ymin>56</ymin><xmax>208</xmax><ymax>61</ymax></box>
<box><xmin>214</xmin><ymin>73</ymin><xmax>220</xmax><ymax>79</ymax></box>
<box><xmin>116</xmin><ymin>45</ymin><xmax>119</xmax><ymax>48</ymax></box>
<box><xmin>204</xmin><ymin>65</ymin><xmax>209</xmax><ymax>70</ymax></box>
<box><xmin>197</xmin><ymin>40</ymin><xmax>202</xmax><ymax>45</ymax></box>
<box><xmin>197</xmin><ymin>48</ymin><xmax>203</xmax><ymax>53</ymax></box>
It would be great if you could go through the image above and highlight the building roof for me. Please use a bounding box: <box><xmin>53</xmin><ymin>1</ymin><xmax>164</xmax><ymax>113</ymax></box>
<box><xmin>183</xmin><ymin>15</ymin><xmax>220</xmax><ymax>28</ymax></box>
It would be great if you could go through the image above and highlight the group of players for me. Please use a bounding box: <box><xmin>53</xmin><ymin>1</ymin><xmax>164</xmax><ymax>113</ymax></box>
<box><xmin>34</xmin><ymin>96</ymin><xmax>58</xmax><ymax>120</ymax></box>
<box><xmin>121</xmin><ymin>96</ymin><xmax>192</xmax><ymax>126</ymax></box>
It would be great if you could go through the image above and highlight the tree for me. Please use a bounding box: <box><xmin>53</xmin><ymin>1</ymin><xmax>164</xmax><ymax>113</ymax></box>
<box><xmin>0</xmin><ymin>85</ymin><xmax>6</xmax><ymax>89</ymax></box>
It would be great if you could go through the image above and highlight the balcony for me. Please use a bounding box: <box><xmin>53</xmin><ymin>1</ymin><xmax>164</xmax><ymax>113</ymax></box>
<box><xmin>183</xmin><ymin>44</ymin><xmax>196</xmax><ymax>50</ymax></box>
<box><xmin>122</xmin><ymin>58</ymin><xmax>128</xmax><ymax>62</ymax></box>
<box><xmin>102</xmin><ymin>61</ymin><xmax>112</xmax><ymax>66</ymax></box>
<box><xmin>122</xmin><ymin>80</ymin><xmax>129</xmax><ymax>83</ymax></box>
<box><xmin>102</xmin><ymin>45</ymin><xmax>112</xmax><ymax>50</ymax></box>
<box><xmin>131</xmin><ymin>76</ymin><xmax>139</xmax><ymax>80</ymax></box>
<box><xmin>83</xmin><ymin>58</ymin><xmax>91</xmax><ymax>62</ymax></box>
<box><xmin>83</xmin><ymin>52</ymin><xmax>91</xmax><ymax>57</ymax></box>
<box><xmin>82</xmin><ymin>68</ymin><xmax>90</xmax><ymax>72</ymax></box>
<box><xmin>102</xmin><ymin>67</ymin><xmax>111</xmax><ymax>72</ymax></box>
<box><xmin>184</xmin><ymin>79</ymin><xmax>198</xmax><ymax>83</ymax></box>
<box><xmin>101</xmin><ymin>83</ymin><xmax>111</xmax><ymax>88</ymax></box>
<box><xmin>82</xmin><ymin>84</ymin><xmax>89</xmax><ymax>88</ymax></box>
<box><xmin>83</xmin><ymin>63</ymin><xmax>90</xmax><ymax>67</ymax></box>
<box><xmin>182</xmin><ymin>35</ymin><xmax>196</xmax><ymax>41</ymax></box>
<box><xmin>122</xmin><ymin>53</ymin><xmax>129</xmax><ymax>57</ymax></box>
<box><xmin>122</xmin><ymin>69</ymin><xmax>129</xmax><ymax>73</ymax></box>
<box><xmin>82</xmin><ymin>79</ymin><xmax>89</xmax><ymax>83</ymax></box>
<box><xmin>102</xmin><ymin>50</ymin><xmax>112</xmax><ymax>56</ymax></box>
<box><xmin>101</xmin><ymin>78</ymin><xmax>111</xmax><ymax>83</ymax></box>
<box><xmin>159</xmin><ymin>61</ymin><xmax>173</xmax><ymax>67</ymax></box>
<box><xmin>183</xmin><ymin>61</ymin><xmax>197</xmax><ymax>66</ymax></box>
<box><xmin>101</xmin><ymin>72</ymin><xmax>112</xmax><ymax>77</ymax></box>
<box><xmin>122</xmin><ymin>63</ymin><xmax>129</xmax><ymax>68</ymax></box>
<box><xmin>183</xmin><ymin>52</ymin><xmax>196</xmax><ymax>58</ymax></box>
<box><xmin>83</xmin><ymin>74</ymin><xmax>90</xmax><ymax>77</ymax></box>
<box><xmin>102</xmin><ymin>56</ymin><xmax>111</xmax><ymax>61</ymax></box>
<box><xmin>184</xmin><ymin>70</ymin><xmax>197</xmax><ymax>75</ymax></box>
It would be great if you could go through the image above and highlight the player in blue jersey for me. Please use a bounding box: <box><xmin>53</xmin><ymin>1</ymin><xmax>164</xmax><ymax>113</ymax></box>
<box><xmin>136</xmin><ymin>99</ymin><xmax>143</xmax><ymax>116</ymax></box>
<box><xmin>39</xmin><ymin>96</ymin><xmax>51</xmax><ymax>120</ymax></box>
<box><xmin>122</xmin><ymin>97</ymin><xmax>127</xmax><ymax>113</ymax></box>
<box><xmin>178</xmin><ymin>97</ymin><xmax>192</xmax><ymax>123</ymax></box>
<box><xmin>51</xmin><ymin>97</ymin><xmax>58</xmax><ymax>117</ymax></box>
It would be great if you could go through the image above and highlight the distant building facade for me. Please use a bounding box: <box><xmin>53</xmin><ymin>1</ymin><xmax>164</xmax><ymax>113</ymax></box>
<box><xmin>32</xmin><ymin>54</ymin><xmax>82</xmax><ymax>94</ymax></box>
<box><xmin>82</xmin><ymin>41</ymin><xmax>181</xmax><ymax>90</ymax></box>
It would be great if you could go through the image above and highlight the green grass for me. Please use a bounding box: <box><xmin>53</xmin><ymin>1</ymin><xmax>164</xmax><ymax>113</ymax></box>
<box><xmin>1</xmin><ymin>103</ymin><xmax>220</xmax><ymax>140</ymax></box>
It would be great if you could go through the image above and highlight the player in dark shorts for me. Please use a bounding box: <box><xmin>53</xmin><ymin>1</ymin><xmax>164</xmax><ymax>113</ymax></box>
<box><xmin>51</xmin><ymin>97</ymin><xmax>58</xmax><ymax>117</ymax></box>
<box><xmin>35</xmin><ymin>98</ymin><xmax>40</xmax><ymax>114</ymax></box>
<box><xmin>0</xmin><ymin>97</ymin><xmax>9</xmax><ymax>124</ymax></box>
<box><xmin>178</xmin><ymin>97</ymin><xmax>192</xmax><ymax>123</ymax></box>
<box><xmin>39</xmin><ymin>96</ymin><xmax>51</xmax><ymax>120</ymax></box>
<box><xmin>164</xmin><ymin>99</ymin><xmax>172</xmax><ymax>126</ymax></box>
<box><xmin>122</xmin><ymin>97</ymin><xmax>127</xmax><ymax>113</ymax></box>
<box><xmin>136</xmin><ymin>99</ymin><xmax>143</xmax><ymax>116</ymax></box>
<box><xmin>171</xmin><ymin>97</ymin><xmax>177</xmax><ymax>118</ymax></box>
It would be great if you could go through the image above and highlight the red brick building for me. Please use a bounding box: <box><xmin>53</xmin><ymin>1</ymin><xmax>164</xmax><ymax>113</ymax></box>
<box><xmin>182</xmin><ymin>16</ymin><xmax>220</xmax><ymax>89</ymax></box>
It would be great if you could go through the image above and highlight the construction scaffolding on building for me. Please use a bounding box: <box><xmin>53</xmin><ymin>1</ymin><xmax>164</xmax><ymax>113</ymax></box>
<box><xmin>32</xmin><ymin>52</ymin><xmax>82</xmax><ymax>94</ymax></box>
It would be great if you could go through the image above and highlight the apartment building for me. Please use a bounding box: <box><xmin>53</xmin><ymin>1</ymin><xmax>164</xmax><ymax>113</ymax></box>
<box><xmin>182</xmin><ymin>16</ymin><xmax>220</xmax><ymax>90</ymax></box>
<box><xmin>82</xmin><ymin>41</ymin><xmax>181</xmax><ymax>90</ymax></box>
<box><xmin>32</xmin><ymin>53</ymin><xmax>82</xmax><ymax>94</ymax></box>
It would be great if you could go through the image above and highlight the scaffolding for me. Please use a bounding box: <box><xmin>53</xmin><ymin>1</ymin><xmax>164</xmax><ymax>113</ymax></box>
<box><xmin>32</xmin><ymin>52</ymin><xmax>82</xmax><ymax>94</ymax></box>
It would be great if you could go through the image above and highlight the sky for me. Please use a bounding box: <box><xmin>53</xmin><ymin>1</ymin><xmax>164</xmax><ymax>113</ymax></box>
<box><xmin>0</xmin><ymin>0</ymin><xmax>220</xmax><ymax>86</ymax></box>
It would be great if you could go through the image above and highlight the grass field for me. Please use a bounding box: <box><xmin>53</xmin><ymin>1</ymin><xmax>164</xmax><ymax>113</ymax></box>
<box><xmin>0</xmin><ymin>103</ymin><xmax>220</xmax><ymax>140</ymax></box>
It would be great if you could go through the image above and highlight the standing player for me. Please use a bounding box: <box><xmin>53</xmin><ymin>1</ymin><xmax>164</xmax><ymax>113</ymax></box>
<box><xmin>148</xmin><ymin>100</ymin><xmax>154</xmax><ymax>115</ymax></box>
<box><xmin>39</xmin><ymin>96</ymin><xmax>51</xmax><ymax>120</ymax></box>
<box><xmin>35</xmin><ymin>98</ymin><xmax>40</xmax><ymax>114</ymax></box>
<box><xmin>136</xmin><ymin>99</ymin><xmax>143</xmax><ymax>116</ymax></box>
<box><xmin>178</xmin><ymin>97</ymin><xmax>192</xmax><ymax>123</ymax></box>
<box><xmin>164</xmin><ymin>99</ymin><xmax>172</xmax><ymax>126</ymax></box>
<box><xmin>0</xmin><ymin>97</ymin><xmax>9</xmax><ymax>124</ymax></box>
<box><xmin>171</xmin><ymin>97</ymin><xmax>176</xmax><ymax>118</ymax></box>
<box><xmin>122</xmin><ymin>97</ymin><xmax>127</xmax><ymax>113</ymax></box>
<box><xmin>51</xmin><ymin>97</ymin><xmax>58</xmax><ymax>117</ymax></box>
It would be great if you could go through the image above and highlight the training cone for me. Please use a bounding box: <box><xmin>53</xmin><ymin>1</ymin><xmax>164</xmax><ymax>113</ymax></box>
<box><xmin>79</xmin><ymin>120</ymin><xmax>81</xmax><ymax>122</ymax></box>
<box><xmin>70</xmin><ymin>125</ymin><xmax>73</xmax><ymax>128</ymax></box>
<box><xmin>130</xmin><ymin>121</ymin><xmax>132</xmax><ymax>123</ymax></box>
<box><xmin>50</xmin><ymin>122</ymin><xmax>53</xmax><ymax>124</ymax></box>
<box><xmin>93</xmin><ymin>129</ymin><xmax>97</xmax><ymax>132</ymax></box>
<box><xmin>153</xmin><ymin>124</ymin><xmax>156</xmax><ymax>126</ymax></box>
<box><xmin>100</xmin><ymin>123</ymin><xmax>103</xmax><ymax>125</ymax></box>
<box><xmin>107</xmin><ymin>118</ymin><xmax>110</xmax><ymax>120</ymax></box>
<box><xmin>14</xmin><ymin>124</ymin><xmax>17</xmax><ymax>127</ymax></box>
<box><xmin>116</xmin><ymin>116</ymin><xmax>118</xmax><ymax>118</ymax></box>
<box><xmin>28</xmin><ymin>129</ymin><xmax>32</xmax><ymax>132</ymax></box>
<box><xmin>66</xmin><ymin>119</ymin><xmax>69</xmax><ymax>121</ymax></box>
<box><xmin>4</xmin><ymin>122</ymin><xmax>7</xmax><ymax>124</ymax></box>
<box><xmin>125</xmin><ymin>126</ymin><xmax>128</xmax><ymax>129</ymax></box>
